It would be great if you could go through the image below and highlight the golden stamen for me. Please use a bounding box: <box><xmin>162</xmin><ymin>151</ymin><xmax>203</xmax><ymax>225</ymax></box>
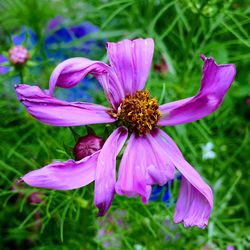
<box><xmin>108</xmin><ymin>90</ymin><xmax>161</xmax><ymax>135</ymax></box>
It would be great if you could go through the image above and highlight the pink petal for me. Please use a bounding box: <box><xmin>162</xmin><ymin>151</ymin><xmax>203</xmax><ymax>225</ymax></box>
<box><xmin>159</xmin><ymin>55</ymin><xmax>236</xmax><ymax>126</ymax></box>
<box><xmin>15</xmin><ymin>84</ymin><xmax>115</xmax><ymax>126</ymax></box>
<box><xmin>145</xmin><ymin>133</ymin><xmax>175</xmax><ymax>186</ymax></box>
<box><xmin>115</xmin><ymin>131</ymin><xmax>174</xmax><ymax>203</ymax></box>
<box><xmin>153</xmin><ymin>129</ymin><xmax>213</xmax><ymax>228</ymax></box>
<box><xmin>94</xmin><ymin>127</ymin><xmax>128</xmax><ymax>216</ymax></box>
<box><xmin>22</xmin><ymin>151</ymin><xmax>100</xmax><ymax>190</ymax></box>
<box><xmin>107</xmin><ymin>38</ymin><xmax>154</xmax><ymax>96</ymax></box>
<box><xmin>49</xmin><ymin>57</ymin><xmax>124</xmax><ymax>108</ymax></box>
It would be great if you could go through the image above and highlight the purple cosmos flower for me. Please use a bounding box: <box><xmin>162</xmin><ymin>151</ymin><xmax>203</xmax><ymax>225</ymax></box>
<box><xmin>15</xmin><ymin>38</ymin><xmax>236</xmax><ymax>228</ymax></box>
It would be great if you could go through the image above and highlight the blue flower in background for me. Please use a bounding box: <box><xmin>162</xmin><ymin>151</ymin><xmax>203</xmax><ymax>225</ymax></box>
<box><xmin>55</xmin><ymin>76</ymin><xmax>102</xmax><ymax>103</ymax></box>
<box><xmin>0</xmin><ymin>17</ymin><xmax>104</xmax><ymax>102</ymax></box>
<box><xmin>45</xmin><ymin>17</ymin><xmax>104</xmax><ymax>102</ymax></box>
<box><xmin>11</xmin><ymin>27</ymin><xmax>37</xmax><ymax>49</ymax></box>
<box><xmin>150</xmin><ymin>173</ymin><xmax>181</xmax><ymax>207</ymax></box>
<box><xmin>45</xmin><ymin>16</ymin><xmax>104</xmax><ymax>61</ymax></box>
<box><xmin>0</xmin><ymin>55</ymin><xmax>9</xmax><ymax>74</ymax></box>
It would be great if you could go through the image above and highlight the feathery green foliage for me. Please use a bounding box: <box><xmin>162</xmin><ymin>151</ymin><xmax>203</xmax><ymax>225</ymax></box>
<box><xmin>0</xmin><ymin>0</ymin><xmax>249</xmax><ymax>249</ymax></box>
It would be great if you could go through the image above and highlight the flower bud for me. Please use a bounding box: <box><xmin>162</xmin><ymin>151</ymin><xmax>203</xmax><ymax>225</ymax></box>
<box><xmin>154</xmin><ymin>56</ymin><xmax>168</xmax><ymax>74</ymax></box>
<box><xmin>29</xmin><ymin>192</ymin><xmax>43</xmax><ymax>204</ymax></box>
<box><xmin>73</xmin><ymin>134</ymin><xmax>104</xmax><ymax>161</ymax></box>
<box><xmin>247</xmin><ymin>95</ymin><xmax>250</xmax><ymax>105</ymax></box>
<box><xmin>8</xmin><ymin>45</ymin><xmax>29</xmax><ymax>65</ymax></box>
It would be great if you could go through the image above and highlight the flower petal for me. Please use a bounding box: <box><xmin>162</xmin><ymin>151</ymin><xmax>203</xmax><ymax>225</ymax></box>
<box><xmin>159</xmin><ymin>55</ymin><xmax>236</xmax><ymax>126</ymax></box>
<box><xmin>15</xmin><ymin>84</ymin><xmax>115</xmax><ymax>126</ymax></box>
<box><xmin>153</xmin><ymin>129</ymin><xmax>213</xmax><ymax>228</ymax></box>
<box><xmin>115</xmin><ymin>133</ymin><xmax>151</xmax><ymax>203</ymax></box>
<box><xmin>145</xmin><ymin>133</ymin><xmax>175</xmax><ymax>186</ymax></box>
<box><xmin>22</xmin><ymin>151</ymin><xmax>100</xmax><ymax>190</ymax></box>
<box><xmin>115</xmin><ymin>131</ymin><xmax>174</xmax><ymax>203</ymax></box>
<box><xmin>107</xmin><ymin>38</ymin><xmax>154</xmax><ymax>96</ymax></box>
<box><xmin>49</xmin><ymin>57</ymin><xmax>124</xmax><ymax>108</ymax></box>
<box><xmin>94</xmin><ymin>127</ymin><xmax>128</xmax><ymax>216</ymax></box>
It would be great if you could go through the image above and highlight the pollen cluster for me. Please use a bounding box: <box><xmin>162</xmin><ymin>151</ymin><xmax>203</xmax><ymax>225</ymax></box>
<box><xmin>110</xmin><ymin>90</ymin><xmax>161</xmax><ymax>135</ymax></box>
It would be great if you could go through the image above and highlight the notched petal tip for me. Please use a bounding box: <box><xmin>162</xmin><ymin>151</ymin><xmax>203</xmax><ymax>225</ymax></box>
<box><xmin>174</xmin><ymin>216</ymin><xmax>208</xmax><ymax>229</ymax></box>
<box><xmin>159</xmin><ymin>55</ymin><xmax>236</xmax><ymax>126</ymax></box>
<box><xmin>200</xmin><ymin>54</ymin><xmax>207</xmax><ymax>61</ymax></box>
<box><xmin>106</xmin><ymin>38</ymin><xmax>154</xmax><ymax>95</ymax></box>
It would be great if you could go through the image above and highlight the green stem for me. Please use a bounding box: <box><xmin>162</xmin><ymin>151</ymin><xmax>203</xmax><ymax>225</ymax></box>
<box><xmin>19</xmin><ymin>68</ymin><xmax>23</xmax><ymax>84</ymax></box>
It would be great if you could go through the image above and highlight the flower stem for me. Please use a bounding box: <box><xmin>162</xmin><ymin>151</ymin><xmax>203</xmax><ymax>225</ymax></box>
<box><xmin>19</xmin><ymin>69</ymin><xmax>24</xmax><ymax>84</ymax></box>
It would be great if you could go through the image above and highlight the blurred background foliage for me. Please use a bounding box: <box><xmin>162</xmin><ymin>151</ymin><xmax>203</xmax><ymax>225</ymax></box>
<box><xmin>0</xmin><ymin>0</ymin><xmax>249</xmax><ymax>249</ymax></box>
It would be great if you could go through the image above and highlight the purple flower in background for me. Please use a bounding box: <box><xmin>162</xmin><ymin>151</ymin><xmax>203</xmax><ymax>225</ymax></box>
<box><xmin>11</xmin><ymin>181</ymin><xmax>43</xmax><ymax>230</ymax></box>
<box><xmin>96</xmin><ymin>209</ymin><xmax>127</xmax><ymax>249</ymax></box>
<box><xmin>163</xmin><ymin>217</ymin><xmax>181</xmax><ymax>242</ymax></box>
<box><xmin>15</xmin><ymin>38</ymin><xmax>236</xmax><ymax>228</ymax></box>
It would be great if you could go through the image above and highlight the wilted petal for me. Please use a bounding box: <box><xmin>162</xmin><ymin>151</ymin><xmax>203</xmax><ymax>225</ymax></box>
<box><xmin>115</xmin><ymin>133</ymin><xmax>151</xmax><ymax>203</ymax></box>
<box><xmin>22</xmin><ymin>151</ymin><xmax>100</xmax><ymax>190</ymax></box>
<box><xmin>15</xmin><ymin>84</ymin><xmax>115</xmax><ymax>126</ymax></box>
<box><xmin>145</xmin><ymin>133</ymin><xmax>175</xmax><ymax>186</ymax></box>
<box><xmin>94</xmin><ymin>127</ymin><xmax>128</xmax><ymax>216</ymax></box>
<box><xmin>49</xmin><ymin>57</ymin><xmax>123</xmax><ymax>108</ymax></box>
<box><xmin>116</xmin><ymin>130</ymin><xmax>173</xmax><ymax>203</ymax></box>
<box><xmin>153</xmin><ymin>129</ymin><xmax>213</xmax><ymax>228</ymax></box>
<box><xmin>159</xmin><ymin>55</ymin><xmax>236</xmax><ymax>126</ymax></box>
<box><xmin>107</xmin><ymin>38</ymin><xmax>154</xmax><ymax>96</ymax></box>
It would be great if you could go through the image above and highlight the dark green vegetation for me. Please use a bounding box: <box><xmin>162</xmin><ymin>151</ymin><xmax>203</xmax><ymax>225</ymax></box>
<box><xmin>0</xmin><ymin>0</ymin><xmax>249</xmax><ymax>249</ymax></box>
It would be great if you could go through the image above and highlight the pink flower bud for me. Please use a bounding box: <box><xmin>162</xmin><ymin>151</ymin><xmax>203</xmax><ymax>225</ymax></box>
<box><xmin>8</xmin><ymin>46</ymin><xmax>29</xmax><ymax>65</ymax></box>
<box><xmin>29</xmin><ymin>192</ymin><xmax>43</xmax><ymax>204</ymax></box>
<box><xmin>247</xmin><ymin>95</ymin><xmax>250</xmax><ymax>105</ymax></box>
<box><xmin>154</xmin><ymin>56</ymin><xmax>168</xmax><ymax>74</ymax></box>
<box><xmin>73</xmin><ymin>134</ymin><xmax>104</xmax><ymax>161</ymax></box>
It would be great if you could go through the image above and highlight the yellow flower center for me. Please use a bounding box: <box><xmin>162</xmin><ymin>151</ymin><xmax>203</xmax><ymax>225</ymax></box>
<box><xmin>108</xmin><ymin>90</ymin><xmax>161</xmax><ymax>135</ymax></box>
